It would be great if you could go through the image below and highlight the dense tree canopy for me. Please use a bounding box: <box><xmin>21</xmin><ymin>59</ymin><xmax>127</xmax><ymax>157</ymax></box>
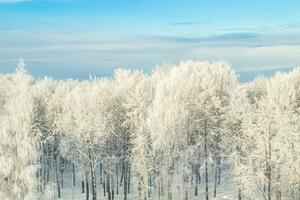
<box><xmin>0</xmin><ymin>60</ymin><xmax>299</xmax><ymax>200</ymax></box>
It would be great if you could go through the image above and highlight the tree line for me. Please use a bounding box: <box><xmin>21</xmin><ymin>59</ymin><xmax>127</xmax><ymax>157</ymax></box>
<box><xmin>0</xmin><ymin>60</ymin><xmax>299</xmax><ymax>200</ymax></box>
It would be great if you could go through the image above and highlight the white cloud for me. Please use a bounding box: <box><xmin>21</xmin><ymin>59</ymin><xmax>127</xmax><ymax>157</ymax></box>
<box><xmin>1</xmin><ymin>31</ymin><xmax>300</xmax><ymax>79</ymax></box>
<box><xmin>189</xmin><ymin>45</ymin><xmax>300</xmax><ymax>71</ymax></box>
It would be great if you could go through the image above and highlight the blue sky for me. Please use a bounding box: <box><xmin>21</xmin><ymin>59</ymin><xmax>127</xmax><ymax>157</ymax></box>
<box><xmin>0</xmin><ymin>0</ymin><xmax>300</xmax><ymax>80</ymax></box>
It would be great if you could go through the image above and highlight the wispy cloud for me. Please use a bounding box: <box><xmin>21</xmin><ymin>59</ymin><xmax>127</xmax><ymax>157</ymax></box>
<box><xmin>149</xmin><ymin>32</ymin><xmax>263</xmax><ymax>46</ymax></box>
<box><xmin>169</xmin><ymin>21</ymin><xmax>204</xmax><ymax>26</ymax></box>
<box><xmin>278</xmin><ymin>22</ymin><xmax>300</xmax><ymax>30</ymax></box>
<box><xmin>1</xmin><ymin>31</ymin><xmax>300</xmax><ymax>79</ymax></box>
<box><xmin>149</xmin><ymin>32</ymin><xmax>300</xmax><ymax>48</ymax></box>
<box><xmin>210</xmin><ymin>33</ymin><xmax>261</xmax><ymax>40</ymax></box>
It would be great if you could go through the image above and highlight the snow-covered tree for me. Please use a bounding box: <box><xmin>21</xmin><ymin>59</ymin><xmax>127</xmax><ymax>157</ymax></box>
<box><xmin>115</xmin><ymin>69</ymin><xmax>155</xmax><ymax>200</ymax></box>
<box><xmin>0</xmin><ymin>60</ymin><xmax>299</xmax><ymax>200</ymax></box>
<box><xmin>0</xmin><ymin>62</ymin><xmax>37</xmax><ymax>200</ymax></box>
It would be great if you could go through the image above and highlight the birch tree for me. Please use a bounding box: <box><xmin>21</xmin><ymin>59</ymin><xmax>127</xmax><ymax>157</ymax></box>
<box><xmin>0</xmin><ymin>62</ymin><xmax>37</xmax><ymax>200</ymax></box>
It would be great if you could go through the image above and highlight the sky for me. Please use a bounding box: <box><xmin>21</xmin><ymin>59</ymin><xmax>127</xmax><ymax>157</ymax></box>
<box><xmin>0</xmin><ymin>0</ymin><xmax>300</xmax><ymax>81</ymax></box>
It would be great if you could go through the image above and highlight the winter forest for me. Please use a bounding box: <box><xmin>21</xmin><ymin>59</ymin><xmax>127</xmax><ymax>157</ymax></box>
<box><xmin>0</xmin><ymin>60</ymin><xmax>299</xmax><ymax>200</ymax></box>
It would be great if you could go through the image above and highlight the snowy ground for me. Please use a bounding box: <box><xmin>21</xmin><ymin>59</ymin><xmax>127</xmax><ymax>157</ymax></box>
<box><xmin>47</xmin><ymin>168</ymin><xmax>235</xmax><ymax>200</ymax></box>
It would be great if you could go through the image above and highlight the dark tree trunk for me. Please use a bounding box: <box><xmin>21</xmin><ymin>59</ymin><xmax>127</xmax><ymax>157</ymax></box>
<box><xmin>103</xmin><ymin>172</ymin><xmax>106</xmax><ymax>197</ymax></box>
<box><xmin>72</xmin><ymin>165</ymin><xmax>75</xmax><ymax>200</ymax></box>
<box><xmin>72</xmin><ymin>164</ymin><xmax>76</xmax><ymax>186</ymax></box>
<box><xmin>204</xmin><ymin>119</ymin><xmax>209</xmax><ymax>200</ymax></box>
<box><xmin>120</xmin><ymin>164</ymin><xmax>125</xmax><ymax>186</ymax></box>
<box><xmin>124</xmin><ymin>163</ymin><xmax>128</xmax><ymax>200</ymax></box>
<box><xmin>116</xmin><ymin>163</ymin><xmax>119</xmax><ymax>195</ymax></box>
<box><xmin>199</xmin><ymin>174</ymin><xmax>201</xmax><ymax>184</ymax></box>
<box><xmin>46</xmin><ymin>159</ymin><xmax>50</xmax><ymax>183</ymax></box>
<box><xmin>86</xmin><ymin>174</ymin><xmax>89</xmax><ymax>200</ymax></box>
<box><xmin>55</xmin><ymin>154</ymin><xmax>61</xmax><ymax>198</ymax></box>
<box><xmin>100</xmin><ymin>163</ymin><xmax>103</xmax><ymax>185</ymax></box>
<box><xmin>148</xmin><ymin>176</ymin><xmax>152</xmax><ymax>198</ymax></box>
<box><xmin>82</xmin><ymin>180</ymin><xmax>85</xmax><ymax>193</ymax></box>
<box><xmin>128</xmin><ymin>165</ymin><xmax>131</xmax><ymax>194</ymax></box>
<box><xmin>238</xmin><ymin>188</ymin><xmax>242</xmax><ymax>200</ymax></box>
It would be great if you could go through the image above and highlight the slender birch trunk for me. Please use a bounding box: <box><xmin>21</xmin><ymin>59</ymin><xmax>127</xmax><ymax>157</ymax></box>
<box><xmin>88</xmin><ymin>149</ymin><xmax>97</xmax><ymax>200</ymax></box>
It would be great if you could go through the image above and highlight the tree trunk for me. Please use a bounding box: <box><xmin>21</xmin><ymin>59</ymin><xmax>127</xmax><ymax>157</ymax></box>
<box><xmin>275</xmin><ymin>169</ymin><xmax>281</xmax><ymax>200</ymax></box>
<box><xmin>120</xmin><ymin>164</ymin><xmax>125</xmax><ymax>186</ymax></box>
<box><xmin>199</xmin><ymin>174</ymin><xmax>201</xmax><ymax>184</ymax></box>
<box><xmin>194</xmin><ymin>166</ymin><xmax>198</xmax><ymax>196</ymax></box>
<box><xmin>88</xmin><ymin>149</ymin><xmax>97</xmax><ymax>200</ymax></box>
<box><xmin>116</xmin><ymin>163</ymin><xmax>119</xmax><ymax>195</ymax></box>
<box><xmin>185</xmin><ymin>189</ymin><xmax>188</xmax><ymax>200</ymax></box>
<box><xmin>111</xmin><ymin>174</ymin><xmax>115</xmax><ymax>200</ymax></box>
<box><xmin>158</xmin><ymin>178</ymin><xmax>162</xmax><ymax>199</ymax></box>
<box><xmin>107</xmin><ymin>174</ymin><xmax>111</xmax><ymax>200</ymax></box>
<box><xmin>267</xmin><ymin>125</ymin><xmax>272</xmax><ymax>200</ymax></box>
<box><xmin>124</xmin><ymin>163</ymin><xmax>128</xmax><ymax>200</ymax></box>
<box><xmin>100</xmin><ymin>163</ymin><xmax>103</xmax><ymax>185</ymax></box>
<box><xmin>91</xmin><ymin>167</ymin><xmax>97</xmax><ymax>200</ymax></box>
<box><xmin>55</xmin><ymin>154</ymin><xmax>61</xmax><ymax>198</ymax></box>
<box><xmin>214</xmin><ymin>166</ymin><xmax>217</xmax><ymax>197</ymax></box>
<box><xmin>39</xmin><ymin>154</ymin><xmax>43</xmax><ymax>192</ymax></box>
<box><xmin>127</xmin><ymin>164</ymin><xmax>131</xmax><ymax>194</ymax></box>
<box><xmin>148</xmin><ymin>176</ymin><xmax>152</xmax><ymax>198</ymax></box>
<box><xmin>267</xmin><ymin>162</ymin><xmax>271</xmax><ymax>200</ymax></box>
<box><xmin>86</xmin><ymin>173</ymin><xmax>89</xmax><ymax>200</ymax></box>
<box><xmin>167</xmin><ymin>162</ymin><xmax>173</xmax><ymax>200</ymax></box>
<box><xmin>103</xmin><ymin>172</ymin><xmax>106</xmax><ymax>197</ymax></box>
<box><xmin>128</xmin><ymin>165</ymin><xmax>131</xmax><ymax>194</ymax></box>
<box><xmin>218</xmin><ymin>165</ymin><xmax>221</xmax><ymax>185</ymax></box>
<box><xmin>72</xmin><ymin>164</ymin><xmax>75</xmax><ymax>186</ymax></box>
<box><xmin>82</xmin><ymin>180</ymin><xmax>85</xmax><ymax>193</ymax></box>
<box><xmin>161</xmin><ymin>176</ymin><xmax>164</xmax><ymax>196</ymax></box>
<box><xmin>60</xmin><ymin>157</ymin><xmax>64</xmax><ymax>188</ymax></box>
<box><xmin>43</xmin><ymin>152</ymin><xmax>47</xmax><ymax>188</ymax></box>
<box><xmin>138</xmin><ymin>180</ymin><xmax>142</xmax><ymax>200</ymax></box>
<box><xmin>72</xmin><ymin>169</ymin><xmax>75</xmax><ymax>200</ymax></box>
<box><xmin>204</xmin><ymin>119</ymin><xmax>209</xmax><ymax>200</ymax></box>
<box><xmin>167</xmin><ymin>176</ymin><xmax>172</xmax><ymax>200</ymax></box>
<box><xmin>238</xmin><ymin>188</ymin><xmax>242</xmax><ymax>200</ymax></box>
<box><xmin>46</xmin><ymin>157</ymin><xmax>50</xmax><ymax>183</ymax></box>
